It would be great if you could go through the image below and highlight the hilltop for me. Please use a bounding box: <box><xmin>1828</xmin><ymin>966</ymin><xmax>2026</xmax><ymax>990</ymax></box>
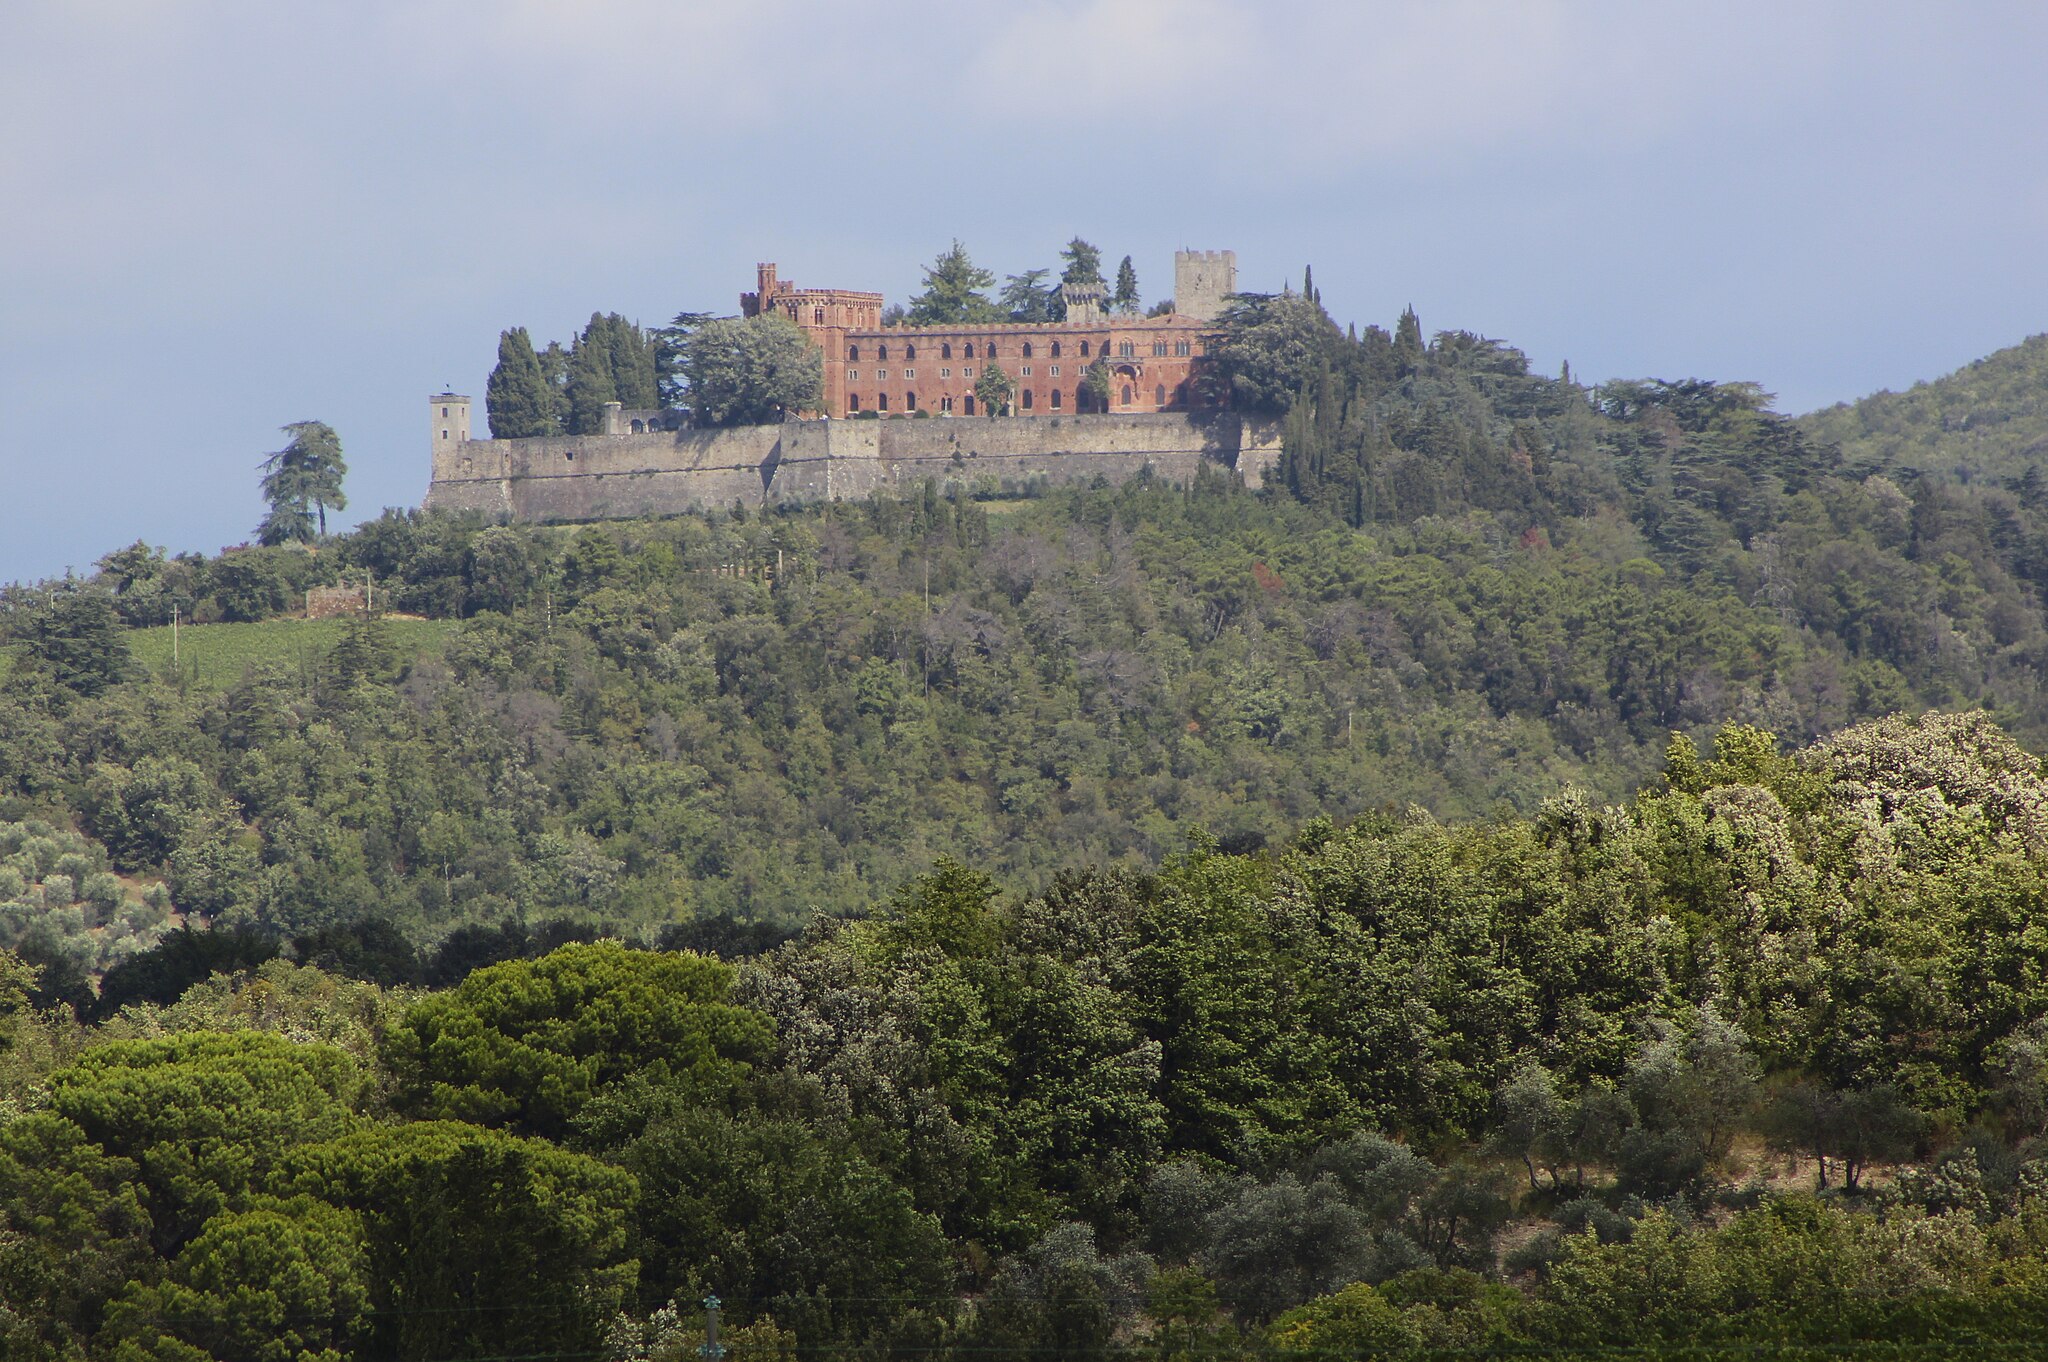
<box><xmin>1799</xmin><ymin>332</ymin><xmax>2048</xmax><ymax>483</ymax></box>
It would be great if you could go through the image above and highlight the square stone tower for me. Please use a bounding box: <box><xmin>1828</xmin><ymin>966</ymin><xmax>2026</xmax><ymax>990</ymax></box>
<box><xmin>1173</xmin><ymin>250</ymin><xmax>1237</xmax><ymax>321</ymax></box>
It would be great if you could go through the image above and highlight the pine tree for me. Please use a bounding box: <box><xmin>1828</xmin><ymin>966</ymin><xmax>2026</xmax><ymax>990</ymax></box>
<box><xmin>485</xmin><ymin>327</ymin><xmax>554</xmax><ymax>438</ymax></box>
<box><xmin>1113</xmin><ymin>256</ymin><xmax>1140</xmax><ymax>313</ymax></box>
<box><xmin>907</xmin><ymin>241</ymin><xmax>1000</xmax><ymax>325</ymax></box>
<box><xmin>257</xmin><ymin>421</ymin><xmax>347</xmax><ymax>542</ymax></box>
<box><xmin>566</xmin><ymin>316</ymin><xmax>618</xmax><ymax>434</ymax></box>
<box><xmin>1060</xmin><ymin>237</ymin><xmax>1104</xmax><ymax>286</ymax></box>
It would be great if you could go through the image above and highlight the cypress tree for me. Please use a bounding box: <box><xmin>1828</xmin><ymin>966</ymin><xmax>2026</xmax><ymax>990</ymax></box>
<box><xmin>1394</xmin><ymin>306</ymin><xmax>1425</xmax><ymax>373</ymax></box>
<box><xmin>485</xmin><ymin>327</ymin><xmax>553</xmax><ymax>438</ymax></box>
<box><xmin>1113</xmin><ymin>255</ymin><xmax>1140</xmax><ymax>313</ymax></box>
<box><xmin>566</xmin><ymin>315</ymin><xmax>617</xmax><ymax>434</ymax></box>
<box><xmin>538</xmin><ymin>341</ymin><xmax>570</xmax><ymax>433</ymax></box>
<box><xmin>602</xmin><ymin>314</ymin><xmax>660</xmax><ymax>410</ymax></box>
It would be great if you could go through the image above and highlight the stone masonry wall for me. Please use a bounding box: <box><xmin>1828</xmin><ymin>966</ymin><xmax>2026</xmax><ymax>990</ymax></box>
<box><xmin>424</xmin><ymin>413</ymin><xmax>1284</xmax><ymax>522</ymax></box>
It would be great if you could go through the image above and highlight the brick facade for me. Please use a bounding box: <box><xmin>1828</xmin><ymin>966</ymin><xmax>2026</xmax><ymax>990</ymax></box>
<box><xmin>740</xmin><ymin>262</ymin><xmax>1226</xmax><ymax>420</ymax></box>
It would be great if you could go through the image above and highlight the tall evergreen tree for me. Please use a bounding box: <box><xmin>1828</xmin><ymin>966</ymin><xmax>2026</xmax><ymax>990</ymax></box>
<box><xmin>1001</xmin><ymin>269</ymin><xmax>1055</xmax><ymax>323</ymax></box>
<box><xmin>257</xmin><ymin>421</ymin><xmax>347</xmax><ymax>542</ymax></box>
<box><xmin>538</xmin><ymin>341</ymin><xmax>570</xmax><ymax>433</ymax></box>
<box><xmin>1393</xmin><ymin>306</ymin><xmax>1425</xmax><ymax>373</ymax></box>
<box><xmin>906</xmin><ymin>241</ymin><xmax>1001</xmax><ymax>325</ymax></box>
<box><xmin>601</xmin><ymin>314</ymin><xmax>660</xmax><ymax>410</ymax></box>
<box><xmin>1060</xmin><ymin>237</ymin><xmax>1104</xmax><ymax>286</ymax></box>
<box><xmin>1113</xmin><ymin>256</ymin><xmax>1140</xmax><ymax>313</ymax></box>
<box><xmin>485</xmin><ymin>327</ymin><xmax>554</xmax><ymax>438</ymax></box>
<box><xmin>566</xmin><ymin>316</ymin><xmax>618</xmax><ymax>435</ymax></box>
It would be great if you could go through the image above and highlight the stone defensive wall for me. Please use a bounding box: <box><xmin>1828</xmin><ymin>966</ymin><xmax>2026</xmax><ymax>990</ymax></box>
<box><xmin>424</xmin><ymin>413</ymin><xmax>1282</xmax><ymax>522</ymax></box>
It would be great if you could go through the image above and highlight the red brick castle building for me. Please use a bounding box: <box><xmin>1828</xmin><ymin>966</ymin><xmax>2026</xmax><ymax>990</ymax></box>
<box><xmin>741</xmin><ymin>251</ymin><xmax>1238</xmax><ymax>419</ymax></box>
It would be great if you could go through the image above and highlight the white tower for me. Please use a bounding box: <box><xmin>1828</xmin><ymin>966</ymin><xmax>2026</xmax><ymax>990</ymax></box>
<box><xmin>430</xmin><ymin>392</ymin><xmax>472</xmax><ymax>456</ymax></box>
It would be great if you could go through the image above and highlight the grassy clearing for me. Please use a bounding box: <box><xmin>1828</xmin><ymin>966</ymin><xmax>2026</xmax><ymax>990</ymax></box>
<box><xmin>127</xmin><ymin>617</ymin><xmax>456</xmax><ymax>690</ymax></box>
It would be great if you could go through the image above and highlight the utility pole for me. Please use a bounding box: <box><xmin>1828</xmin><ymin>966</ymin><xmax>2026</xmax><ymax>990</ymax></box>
<box><xmin>700</xmin><ymin>1295</ymin><xmax>726</xmax><ymax>1362</ymax></box>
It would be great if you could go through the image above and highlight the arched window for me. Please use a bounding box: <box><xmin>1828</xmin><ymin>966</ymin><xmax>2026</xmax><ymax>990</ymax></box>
<box><xmin>1022</xmin><ymin>342</ymin><xmax>1033</xmax><ymax>358</ymax></box>
<box><xmin>964</xmin><ymin>343</ymin><xmax>976</xmax><ymax>359</ymax></box>
<box><xmin>1119</xmin><ymin>341</ymin><xmax>1135</xmax><ymax>357</ymax></box>
<box><xmin>1080</xmin><ymin>341</ymin><xmax>1091</xmax><ymax>356</ymax></box>
<box><xmin>907</xmin><ymin>392</ymin><xmax>916</xmax><ymax>411</ymax></box>
<box><xmin>941</xmin><ymin>342</ymin><xmax>952</xmax><ymax>359</ymax></box>
<box><xmin>878</xmin><ymin>344</ymin><xmax>889</xmax><ymax>361</ymax></box>
<box><xmin>1050</xmin><ymin>341</ymin><xmax>1061</xmax><ymax>357</ymax></box>
<box><xmin>1022</xmin><ymin>389</ymin><xmax>1034</xmax><ymax>410</ymax></box>
<box><xmin>879</xmin><ymin>393</ymin><xmax>890</xmax><ymax>411</ymax></box>
<box><xmin>1122</xmin><ymin>384</ymin><xmax>1134</xmax><ymax>405</ymax></box>
<box><xmin>905</xmin><ymin>343</ymin><xmax>916</xmax><ymax>359</ymax></box>
<box><xmin>814</xmin><ymin>307</ymin><xmax>825</xmax><ymax>324</ymax></box>
<box><xmin>1156</xmin><ymin>384</ymin><xmax>1166</xmax><ymax>406</ymax></box>
<box><xmin>848</xmin><ymin>344</ymin><xmax>859</xmax><ymax>361</ymax></box>
<box><xmin>1050</xmin><ymin>390</ymin><xmax>1062</xmax><ymax>410</ymax></box>
<box><xmin>630</xmin><ymin>419</ymin><xmax>645</xmax><ymax>433</ymax></box>
<box><xmin>848</xmin><ymin>394</ymin><xmax>860</xmax><ymax>411</ymax></box>
<box><xmin>964</xmin><ymin>395</ymin><xmax>976</xmax><ymax>415</ymax></box>
<box><xmin>1153</xmin><ymin>340</ymin><xmax>1167</xmax><ymax>356</ymax></box>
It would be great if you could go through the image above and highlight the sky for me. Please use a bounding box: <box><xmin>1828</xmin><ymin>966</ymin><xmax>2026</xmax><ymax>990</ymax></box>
<box><xmin>3</xmin><ymin>0</ymin><xmax>2045</xmax><ymax>586</ymax></box>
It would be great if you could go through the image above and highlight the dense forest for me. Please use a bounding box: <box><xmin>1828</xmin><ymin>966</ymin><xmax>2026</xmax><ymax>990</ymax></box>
<box><xmin>1800</xmin><ymin>331</ymin><xmax>2048</xmax><ymax>485</ymax></box>
<box><xmin>11</xmin><ymin>305</ymin><xmax>2048</xmax><ymax>1356</ymax></box>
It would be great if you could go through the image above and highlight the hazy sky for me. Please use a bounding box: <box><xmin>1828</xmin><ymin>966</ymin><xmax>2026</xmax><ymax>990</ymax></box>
<box><xmin>4</xmin><ymin>0</ymin><xmax>2045</xmax><ymax>586</ymax></box>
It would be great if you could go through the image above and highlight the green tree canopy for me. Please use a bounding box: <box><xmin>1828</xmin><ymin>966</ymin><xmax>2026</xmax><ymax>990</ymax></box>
<box><xmin>382</xmin><ymin>941</ymin><xmax>775</xmax><ymax>1136</ymax></box>
<box><xmin>1114</xmin><ymin>255</ymin><xmax>1140</xmax><ymax>313</ymax></box>
<box><xmin>907</xmin><ymin>240</ymin><xmax>1001</xmax><ymax>326</ymax></box>
<box><xmin>256</xmin><ymin>421</ymin><xmax>347</xmax><ymax>543</ymax></box>
<box><xmin>45</xmin><ymin>1033</ymin><xmax>360</xmax><ymax>1253</ymax></box>
<box><xmin>673</xmin><ymin>315</ymin><xmax>824</xmax><ymax>427</ymax></box>
<box><xmin>280</xmin><ymin>1121</ymin><xmax>636</xmax><ymax>1362</ymax></box>
<box><xmin>485</xmin><ymin>325</ymin><xmax>556</xmax><ymax>438</ymax></box>
<box><xmin>1210</xmin><ymin>294</ymin><xmax>1345</xmax><ymax>414</ymax></box>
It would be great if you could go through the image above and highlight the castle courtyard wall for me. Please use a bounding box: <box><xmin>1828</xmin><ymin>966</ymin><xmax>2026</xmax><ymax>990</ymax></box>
<box><xmin>424</xmin><ymin>413</ymin><xmax>1282</xmax><ymax>522</ymax></box>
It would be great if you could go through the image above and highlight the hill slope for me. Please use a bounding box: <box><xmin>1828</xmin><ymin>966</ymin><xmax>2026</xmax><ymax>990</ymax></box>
<box><xmin>1800</xmin><ymin>333</ymin><xmax>2048</xmax><ymax>482</ymax></box>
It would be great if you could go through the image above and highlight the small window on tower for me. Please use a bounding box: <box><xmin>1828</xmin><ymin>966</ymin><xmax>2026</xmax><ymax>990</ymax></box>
<box><xmin>441</xmin><ymin>406</ymin><xmax>449</xmax><ymax>418</ymax></box>
<box><xmin>814</xmin><ymin>308</ymin><xmax>825</xmax><ymax>324</ymax></box>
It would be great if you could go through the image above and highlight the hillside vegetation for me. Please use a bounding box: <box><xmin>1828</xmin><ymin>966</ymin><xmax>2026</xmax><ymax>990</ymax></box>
<box><xmin>1800</xmin><ymin>332</ymin><xmax>2048</xmax><ymax>484</ymax></box>
<box><xmin>12</xmin><ymin>306</ymin><xmax>2048</xmax><ymax>1356</ymax></box>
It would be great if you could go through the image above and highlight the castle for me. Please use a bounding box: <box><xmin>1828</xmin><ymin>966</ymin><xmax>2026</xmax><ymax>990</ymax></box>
<box><xmin>423</xmin><ymin>251</ymin><xmax>1280</xmax><ymax>522</ymax></box>
<box><xmin>742</xmin><ymin>250</ymin><xmax>1237</xmax><ymax>418</ymax></box>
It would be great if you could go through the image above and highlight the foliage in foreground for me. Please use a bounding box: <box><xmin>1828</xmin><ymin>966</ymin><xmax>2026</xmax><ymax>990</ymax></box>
<box><xmin>8</xmin><ymin>714</ymin><xmax>2048</xmax><ymax>1356</ymax></box>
